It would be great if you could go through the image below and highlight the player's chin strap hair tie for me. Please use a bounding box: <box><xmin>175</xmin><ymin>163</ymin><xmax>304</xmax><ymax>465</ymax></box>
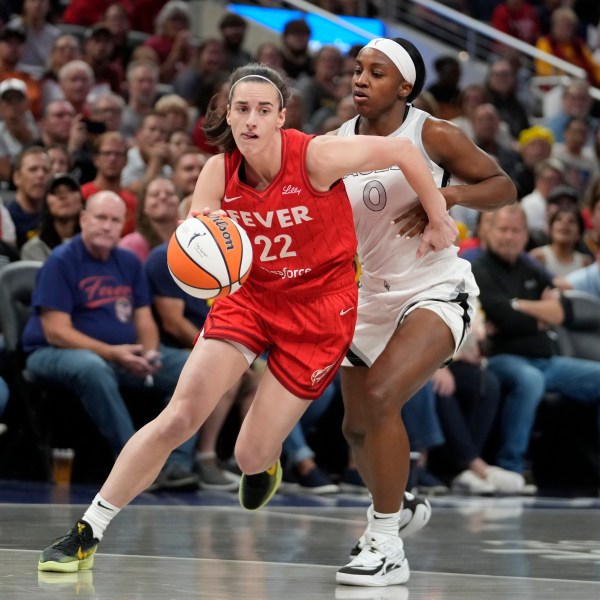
<box><xmin>228</xmin><ymin>74</ymin><xmax>285</xmax><ymax>108</ymax></box>
<box><xmin>364</xmin><ymin>38</ymin><xmax>416</xmax><ymax>86</ymax></box>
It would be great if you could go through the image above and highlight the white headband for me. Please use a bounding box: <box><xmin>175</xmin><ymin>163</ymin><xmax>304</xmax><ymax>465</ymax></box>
<box><xmin>364</xmin><ymin>38</ymin><xmax>416</xmax><ymax>86</ymax></box>
<box><xmin>228</xmin><ymin>74</ymin><xmax>285</xmax><ymax>108</ymax></box>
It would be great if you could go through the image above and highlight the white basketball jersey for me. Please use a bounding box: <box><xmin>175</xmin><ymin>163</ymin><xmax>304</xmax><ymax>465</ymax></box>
<box><xmin>338</xmin><ymin>107</ymin><xmax>477</xmax><ymax>300</ymax></box>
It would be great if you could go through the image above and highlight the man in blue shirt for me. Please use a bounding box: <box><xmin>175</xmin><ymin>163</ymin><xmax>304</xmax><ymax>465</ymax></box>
<box><xmin>23</xmin><ymin>191</ymin><xmax>198</xmax><ymax>490</ymax></box>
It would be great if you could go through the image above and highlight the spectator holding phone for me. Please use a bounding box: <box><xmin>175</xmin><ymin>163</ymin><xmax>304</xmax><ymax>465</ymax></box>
<box><xmin>22</xmin><ymin>191</ymin><xmax>198</xmax><ymax>490</ymax></box>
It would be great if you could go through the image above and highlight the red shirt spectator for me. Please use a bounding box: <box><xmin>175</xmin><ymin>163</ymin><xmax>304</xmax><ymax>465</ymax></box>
<box><xmin>62</xmin><ymin>0</ymin><xmax>134</xmax><ymax>28</ymax></box>
<box><xmin>491</xmin><ymin>0</ymin><xmax>540</xmax><ymax>46</ymax></box>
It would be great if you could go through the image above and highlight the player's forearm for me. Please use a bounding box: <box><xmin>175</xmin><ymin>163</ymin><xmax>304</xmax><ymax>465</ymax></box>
<box><xmin>443</xmin><ymin>174</ymin><xmax>516</xmax><ymax>212</ymax></box>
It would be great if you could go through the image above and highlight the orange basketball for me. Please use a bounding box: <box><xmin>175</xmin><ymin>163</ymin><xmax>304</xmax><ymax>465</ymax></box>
<box><xmin>167</xmin><ymin>214</ymin><xmax>253</xmax><ymax>299</ymax></box>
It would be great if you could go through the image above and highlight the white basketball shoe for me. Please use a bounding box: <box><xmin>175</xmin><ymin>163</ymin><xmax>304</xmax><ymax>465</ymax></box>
<box><xmin>336</xmin><ymin>531</ymin><xmax>410</xmax><ymax>587</ymax></box>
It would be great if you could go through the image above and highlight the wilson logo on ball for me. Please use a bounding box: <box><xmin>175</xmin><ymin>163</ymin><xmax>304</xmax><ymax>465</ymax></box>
<box><xmin>167</xmin><ymin>214</ymin><xmax>253</xmax><ymax>299</ymax></box>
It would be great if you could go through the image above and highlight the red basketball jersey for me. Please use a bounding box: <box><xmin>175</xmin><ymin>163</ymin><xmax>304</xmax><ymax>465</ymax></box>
<box><xmin>223</xmin><ymin>128</ymin><xmax>357</xmax><ymax>295</ymax></box>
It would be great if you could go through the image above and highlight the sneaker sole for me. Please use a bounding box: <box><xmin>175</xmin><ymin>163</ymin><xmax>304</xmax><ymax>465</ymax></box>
<box><xmin>38</xmin><ymin>553</ymin><xmax>95</xmax><ymax>573</ymax></box>
<box><xmin>336</xmin><ymin>559</ymin><xmax>410</xmax><ymax>587</ymax></box>
<box><xmin>335</xmin><ymin>584</ymin><xmax>409</xmax><ymax>599</ymax></box>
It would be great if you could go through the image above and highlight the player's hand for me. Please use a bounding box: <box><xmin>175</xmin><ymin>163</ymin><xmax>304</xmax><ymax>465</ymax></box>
<box><xmin>392</xmin><ymin>203</ymin><xmax>428</xmax><ymax>239</ymax></box>
<box><xmin>416</xmin><ymin>213</ymin><xmax>459</xmax><ymax>258</ymax></box>
<box><xmin>196</xmin><ymin>208</ymin><xmax>227</xmax><ymax>217</ymax></box>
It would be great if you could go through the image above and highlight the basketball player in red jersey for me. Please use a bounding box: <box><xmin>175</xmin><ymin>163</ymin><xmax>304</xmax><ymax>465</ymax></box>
<box><xmin>38</xmin><ymin>63</ymin><xmax>458</xmax><ymax>576</ymax></box>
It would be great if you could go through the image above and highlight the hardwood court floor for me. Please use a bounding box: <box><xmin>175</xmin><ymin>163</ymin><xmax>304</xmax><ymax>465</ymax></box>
<box><xmin>0</xmin><ymin>481</ymin><xmax>599</xmax><ymax>599</ymax></box>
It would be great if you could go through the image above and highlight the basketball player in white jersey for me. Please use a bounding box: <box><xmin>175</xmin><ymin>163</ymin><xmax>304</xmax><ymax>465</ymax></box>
<box><xmin>331</xmin><ymin>38</ymin><xmax>517</xmax><ymax>587</ymax></box>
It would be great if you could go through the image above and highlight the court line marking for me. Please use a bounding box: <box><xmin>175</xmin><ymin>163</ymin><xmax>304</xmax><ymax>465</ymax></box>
<box><xmin>3</xmin><ymin>549</ymin><xmax>600</xmax><ymax>585</ymax></box>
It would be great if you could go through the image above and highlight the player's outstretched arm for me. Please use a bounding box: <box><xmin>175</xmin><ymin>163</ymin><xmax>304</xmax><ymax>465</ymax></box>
<box><xmin>307</xmin><ymin>135</ymin><xmax>458</xmax><ymax>256</ymax></box>
<box><xmin>188</xmin><ymin>154</ymin><xmax>227</xmax><ymax>218</ymax></box>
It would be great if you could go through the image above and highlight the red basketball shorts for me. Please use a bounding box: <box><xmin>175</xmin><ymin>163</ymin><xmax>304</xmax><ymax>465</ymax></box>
<box><xmin>202</xmin><ymin>281</ymin><xmax>358</xmax><ymax>400</ymax></box>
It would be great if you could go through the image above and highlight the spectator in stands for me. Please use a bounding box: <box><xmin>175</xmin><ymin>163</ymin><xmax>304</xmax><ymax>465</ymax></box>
<box><xmin>512</xmin><ymin>124</ymin><xmax>555</xmax><ymax>199</ymax></box>
<box><xmin>255</xmin><ymin>42</ymin><xmax>285</xmax><ymax>76</ymax></box>
<box><xmin>485</xmin><ymin>58</ymin><xmax>530</xmax><ymax>140</ymax></box>
<box><xmin>103</xmin><ymin>2</ymin><xmax>135</xmax><ymax>70</ymax></box>
<box><xmin>36</xmin><ymin>98</ymin><xmax>97</xmax><ymax>184</ymax></box>
<box><xmin>171</xmin><ymin>149</ymin><xmax>206</xmax><ymax>214</ymax></box>
<box><xmin>190</xmin><ymin>74</ymin><xmax>229</xmax><ymax>155</ymax></box>
<box><xmin>57</xmin><ymin>60</ymin><xmax>95</xmax><ymax>117</ymax></box>
<box><xmin>472</xmin><ymin>203</ymin><xmax>600</xmax><ymax>476</ymax></box>
<box><xmin>41</xmin><ymin>34</ymin><xmax>81</xmax><ymax>109</ymax></box>
<box><xmin>154</xmin><ymin>93</ymin><xmax>190</xmax><ymax>135</ymax></box>
<box><xmin>0</xmin><ymin>79</ymin><xmax>38</xmax><ymax>169</ymax></box>
<box><xmin>402</xmin><ymin>381</ymin><xmax>448</xmax><ymax>496</ymax></box>
<box><xmin>540</xmin><ymin>184</ymin><xmax>583</xmax><ymax>247</ymax></box>
<box><xmin>429</xmin><ymin>311</ymin><xmax>528</xmax><ymax>495</ymax></box>
<box><xmin>128</xmin><ymin>0</ymin><xmax>164</xmax><ymax>36</ymax></box>
<box><xmin>427</xmin><ymin>55</ymin><xmax>462</xmax><ymax>121</ymax></box>
<box><xmin>280</xmin><ymin>18</ymin><xmax>313</xmax><ymax>81</ymax></box>
<box><xmin>46</xmin><ymin>143</ymin><xmax>71</xmax><ymax>177</ymax></box>
<box><xmin>120</xmin><ymin>60</ymin><xmax>159</xmax><ymax>140</ymax></box>
<box><xmin>535</xmin><ymin>7</ymin><xmax>600</xmax><ymax>88</ymax></box>
<box><xmin>90</xmin><ymin>92</ymin><xmax>125</xmax><ymax>133</ymax></box>
<box><xmin>121</xmin><ymin>112</ymin><xmax>171</xmax><ymax>196</ymax></box>
<box><xmin>82</xmin><ymin>24</ymin><xmax>124</xmax><ymax>96</ymax></box>
<box><xmin>0</xmin><ymin>25</ymin><xmax>42</xmax><ymax>118</ymax></box>
<box><xmin>144</xmin><ymin>0</ymin><xmax>193</xmax><ymax>83</ymax></box>
<box><xmin>22</xmin><ymin>191</ymin><xmax>198</xmax><ymax>490</ymax></box>
<box><xmin>543</xmin><ymin>80</ymin><xmax>598</xmax><ymax>146</ymax></box>
<box><xmin>471</xmin><ymin>103</ymin><xmax>520</xmax><ymax>177</ymax></box>
<box><xmin>7</xmin><ymin>0</ymin><xmax>60</xmax><ymax>80</ymax></box>
<box><xmin>118</xmin><ymin>176</ymin><xmax>179</xmax><ymax>262</ymax></box>
<box><xmin>451</xmin><ymin>83</ymin><xmax>514</xmax><ymax>147</ymax></box>
<box><xmin>281</xmin><ymin>87</ymin><xmax>306</xmax><ymax>132</ymax></box>
<box><xmin>219</xmin><ymin>12</ymin><xmax>252</xmax><ymax>72</ymax></box>
<box><xmin>282</xmin><ymin>379</ymin><xmax>341</xmax><ymax>494</ymax></box>
<box><xmin>491</xmin><ymin>0</ymin><xmax>540</xmax><ymax>46</ymax></box>
<box><xmin>167</xmin><ymin>129</ymin><xmax>193</xmax><ymax>164</ymax></box>
<box><xmin>36</xmin><ymin>99</ymin><xmax>86</xmax><ymax>170</ymax></box>
<box><xmin>174</xmin><ymin>38</ymin><xmax>227</xmax><ymax>106</ymax></box>
<box><xmin>564</xmin><ymin>245</ymin><xmax>600</xmax><ymax>297</ymax></box>
<box><xmin>551</xmin><ymin>116</ymin><xmax>599</xmax><ymax>194</ymax></box>
<box><xmin>296</xmin><ymin>45</ymin><xmax>343</xmax><ymax>131</ymax></box>
<box><xmin>536</xmin><ymin>0</ymin><xmax>562</xmax><ymax>36</ymax></box>
<box><xmin>6</xmin><ymin>145</ymin><xmax>50</xmax><ymax>248</ymax></box>
<box><xmin>529</xmin><ymin>206</ymin><xmax>592</xmax><ymax>278</ymax></box>
<box><xmin>81</xmin><ymin>131</ymin><xmax>137</xmax><ymax>236</ymax></box>
<box><xmin>61</xmin><ymin>0</ymin><xmax>132</xmax><ymax>28</ymax></box>
<box><xmin>0</xmin><ymin>197</ymin><xmax>17</xmax><ymax>257</ymax></box>
<box><xmin>521</xmin><ymin>157</ymin><xmax>566</xmax><ymax>239</ymax></box>
<box><xmin>21</xmin><ymin>172</ymin><xmax>82</xmax><ymax>261</ymax></box>
<box><xmin>583</xmin><ymin>178</ymin><xmax>600</xmax><ymax>254</ymax></box>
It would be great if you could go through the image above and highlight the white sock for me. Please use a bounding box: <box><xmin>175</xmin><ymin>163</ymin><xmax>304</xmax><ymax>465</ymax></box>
<box><xmin>369</xmin><ymin>509</ymin><xmax>401</xmax><ymax>537</ymax></box>
<box><xmin>82</xmin><ymin>494</ymin><xmax>121</xmax><ymax>540</ymax></box>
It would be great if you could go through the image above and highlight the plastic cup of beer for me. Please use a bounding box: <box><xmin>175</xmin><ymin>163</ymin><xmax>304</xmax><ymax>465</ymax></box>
<box><xmin>51</xmin><ymin>448</ymin><xmax>75</xmax><ymax>486</ymax></box>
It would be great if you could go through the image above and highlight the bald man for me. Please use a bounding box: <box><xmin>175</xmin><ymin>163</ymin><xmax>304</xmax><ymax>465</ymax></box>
<box><xmin>22</xmin><ymin>191</ymin><xmax>199</xmax><ymax>490</ymax></box>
